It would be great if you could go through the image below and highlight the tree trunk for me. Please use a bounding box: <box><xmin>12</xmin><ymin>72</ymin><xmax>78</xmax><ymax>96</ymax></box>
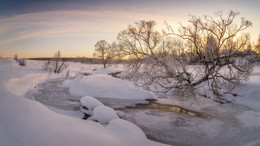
<box><xmin>103</xmin><ymin>59</ymin><xmax>107</xmax><ymax>68</ymax></box>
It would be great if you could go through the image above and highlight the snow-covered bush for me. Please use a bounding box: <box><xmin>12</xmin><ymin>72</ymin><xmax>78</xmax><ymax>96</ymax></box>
<box><xmin>80</xmin><ymin>96</ymin><xmax>104</xmax><ymax>116</ymax></box>
<box><xmin>92</xmin><ymin>106</ymin><xmax>119</xmax><ymax>125</ymax></box>
<box><xmin>80</xmin><ymin>96</ymin><xmax>104</xmax><ymax>111</ymax></box>
<box><xmin>18</xmin><ymin>59</ymin><xmax>26</xmax><ymax>66</ymax></box>
<box><xmin>116</xmin><ymin>110</ymin><xmax>125</xmax><ymax>118</ymax></box>
<box><xmin>79</xmin><ymin>96</ymin><xmax>125</xmax><ymax>125</ymax></box>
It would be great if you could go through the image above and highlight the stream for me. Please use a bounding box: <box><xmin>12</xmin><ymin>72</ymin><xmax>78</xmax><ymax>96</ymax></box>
<box><xmin>25</xmin><ymin>78</ymin><xmax>260</xmax><ymax>146</ymax></box>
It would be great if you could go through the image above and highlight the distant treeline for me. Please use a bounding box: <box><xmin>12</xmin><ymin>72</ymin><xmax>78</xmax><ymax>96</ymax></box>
<box><xmin>27</xmin><ymin>57</ymin><xmax>127</xmax><ymax>64</ymax></box>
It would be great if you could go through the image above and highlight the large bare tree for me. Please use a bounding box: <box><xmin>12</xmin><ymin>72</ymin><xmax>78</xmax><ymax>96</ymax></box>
<box><xmin>166</xmin><ymin>11</ymin><xmax>254</xmax><ymax>101</ymax></box>
<box><xmin>117</xmin><ymin>11</ymin><xmax>255</xmax><ymax>103</ymax></box>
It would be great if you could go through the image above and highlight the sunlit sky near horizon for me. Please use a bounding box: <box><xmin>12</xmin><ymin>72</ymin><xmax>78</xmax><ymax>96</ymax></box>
<box><xmin>0</xmin><ymin>0</ymin><xmax>259</xmax><ymax>58</ymax></box>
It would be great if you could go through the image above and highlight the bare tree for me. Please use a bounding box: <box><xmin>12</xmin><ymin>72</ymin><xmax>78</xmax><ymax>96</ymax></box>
<box><xmin>53</xmin><ymin>51</ymin><xmax>65</xmax><ymax>73</ymax></box>
<box><xmin>93</xmin><ymin>40</ymin><xmax>112</xmax><ymax>68</ymax></box>
<box><xmin>117</xmin><ymin>11</ymin><xmax>255</xmax><ymax>103</ymax></box>
<box><xmin>43</xmin><ymin>50</ymin><xmax>68</xmax><ymax>74</ymax></box>
<box><xmin>117</xmin><ymin>20</ymin><xmax>163</xmax><ymax>78</ymax></box>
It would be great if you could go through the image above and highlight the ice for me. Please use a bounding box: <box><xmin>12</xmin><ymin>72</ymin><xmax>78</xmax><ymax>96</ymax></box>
<box><xmin>236</xmin><ymin>80</ymin><xmax>260</xmax><ymax>110</ymax></box>
<box><xmin>236</xmin><ymin>111</ymin><xmax>260</xmax><ymax>128</ymax></box>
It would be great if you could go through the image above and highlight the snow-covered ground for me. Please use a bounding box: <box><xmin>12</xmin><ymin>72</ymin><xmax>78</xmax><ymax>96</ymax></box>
<box><xmin>1</xmin><ymin>58</ymin><xmax>260</xmax><ymax>146</ymax></box>
<box><xmin>0</xmin><ymin>58</ymin><xmax>166</xmax><ymax>146</ymax></box>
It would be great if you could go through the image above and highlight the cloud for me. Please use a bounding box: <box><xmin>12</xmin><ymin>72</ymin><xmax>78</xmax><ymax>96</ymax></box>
<box><xmin>0</xmin><ymin>10</ymin><xmax>185</xmax><ymax>46</ymax></box>
<box><xmin>1</xmin><ymin>2</ymin><xmax>258</xmax><ymax>57</ymax></box>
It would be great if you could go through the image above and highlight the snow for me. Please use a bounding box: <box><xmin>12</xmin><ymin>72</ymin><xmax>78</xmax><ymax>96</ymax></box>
<box><xmin>1</xmin><ymin>58</ymin><xmax>260</xmax><ymax>146</ymax></box>
<box><xmin>80</xmin><ymin>96</ymin><xmax>104</xmax><ymax>111</ymax></box>
<box><xmin>116</xmin><ymin>110</ymin><xmax>125</xmax><ymax>118</ymax></box>
<box><xmin>65</xmin><ymin>62</ymin><xmax>125</xmax><ymax>78</ymax></box>
<box><xmin>79</xmin><ymin>96</ymin><xmax>123</xmax><ymax>125</ymax></box>
<box><xmin>0</xmin><ymin>58</ymin><xmax>166</xmax><ymax>146</ymax></box>
<box><xmin>6</xmin><ymin>73</ymin><xmax>48</xmax><ymax>96</ymax></box>
<box><xmin>64</xmin><ymin>74</ymin><xmax>156</xmax><ymax>100</ymax></box>
<box><xmin>45</xmin><ymin>105</ymin><xmax>84</xmax><ymax>119</ymax></box>
<box><xmin>92</xmin><ymin>106</ymin><xmax>119</xmax><ymax>125</ymax></box>
<box><xmin>107</xmin><ymin>119</ymin><xmax>147</xmax><ymax>140</ymax></box>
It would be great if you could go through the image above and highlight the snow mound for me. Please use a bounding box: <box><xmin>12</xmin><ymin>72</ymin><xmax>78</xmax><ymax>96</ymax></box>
<box><xmin>107</xmin><ymin>119</ymin><xmax>147</xmax><ymax>140</ymax></box>
<box><xmin>80</xmin><ymin>96</ymin><xmax>104</xmax><ymax>111</ymax></box>
<box><xmin>64</xmin><ymin>74</ymin><xmax>155</xmax><ymax>100</ymax></box>
<box><xmin>92</xmin><ymin>106</ymin><xmax>119</xmax><ymax>124</ymax></box>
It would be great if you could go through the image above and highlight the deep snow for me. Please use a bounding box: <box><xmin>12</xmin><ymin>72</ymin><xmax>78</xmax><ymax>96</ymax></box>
<box><xmin>0</xmin><ymin>58</ymin><xmax>166</xmax><ymax>146</ymax></box>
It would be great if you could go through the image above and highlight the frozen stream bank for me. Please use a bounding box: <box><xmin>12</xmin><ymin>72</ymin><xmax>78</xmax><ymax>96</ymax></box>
<box><xmin>25</xmin><ymin>78</ymin><xmax>260</xmax><ymax>146</ymax></box>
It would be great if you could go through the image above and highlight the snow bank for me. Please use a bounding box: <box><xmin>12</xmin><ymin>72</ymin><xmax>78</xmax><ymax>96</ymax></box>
<box><xmin>0</xmin><ymin>90</ymin><xmax>129</xmax><ymax>146</ymax></box>
<box><xmin>107</xmin><ymin>119</ymin><xmax>147</xmax><ymax>140</ymax></box>
<box><xmin>92</xmin><ymin>106</ymin><xmax>119</xmax><ymax>124</ymax></box>
<box><xmin>65</xmin><ymin>63</ymin><xmax>125</xmax><ymax>78</ymax></box>
<box><xmin>64</xmin><ymin>74</ymin><xmax>155</xmax><ymax>100</ymax></box>
<box><xmin>6</xmin><ymin>73</ymin><xmax>48</xmax><ymax>96</ymax></box>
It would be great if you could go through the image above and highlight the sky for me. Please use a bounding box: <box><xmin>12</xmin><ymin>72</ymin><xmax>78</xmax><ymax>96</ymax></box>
<box><xmin>0</xmin><ymin>0</ymin><xmax>259</xmax><ymax>58</ymax></box>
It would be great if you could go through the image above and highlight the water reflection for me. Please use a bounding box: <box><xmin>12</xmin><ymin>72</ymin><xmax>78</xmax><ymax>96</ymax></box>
<box><xmin>133</xmin><ymin>103</ymin><xmax>206</xmax><ymax>117</ymax></box>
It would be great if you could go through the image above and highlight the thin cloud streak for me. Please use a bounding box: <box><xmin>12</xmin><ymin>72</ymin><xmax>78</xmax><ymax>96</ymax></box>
<box><xmin>0</xmin><ymin>10</ymin><xmax>185</xmax><ymax>45</ymax></box>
